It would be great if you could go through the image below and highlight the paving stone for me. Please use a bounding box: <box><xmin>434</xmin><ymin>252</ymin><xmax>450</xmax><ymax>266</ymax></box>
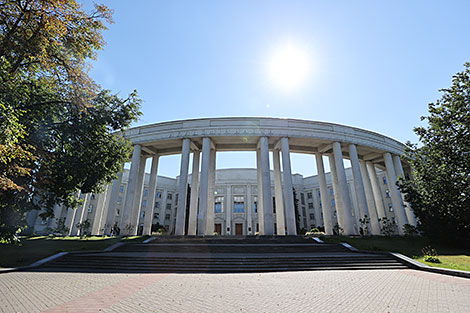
<box><xmin>0</xmin><ymin>269</ymin><xmax>469</xmax><ymax>313</ymax></box>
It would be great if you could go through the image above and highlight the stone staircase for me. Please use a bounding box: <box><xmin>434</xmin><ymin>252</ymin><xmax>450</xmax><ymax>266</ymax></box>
<box><xmin>35</xmin><ymin>236</ymin><xmax>408</xmax><ymax>273</ymax></box>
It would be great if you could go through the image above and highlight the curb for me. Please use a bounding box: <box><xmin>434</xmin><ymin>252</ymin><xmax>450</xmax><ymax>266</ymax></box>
<box><xmin>340</xmin><ymin>242</ymin><xmax>470</xmax><ymax>280</ymax></box>
<box><xmin>103</xmin><ymin>242</ymin><xmax>125</xmax><ymax>252</ymax></box>
<box><xmin>0</xmin><ymin>252</ymin><xmax>68</xmax><ymax>274</ymax></box>
<box><xmin>143</xmin><ymin>237</ymin><xmax>156</xmax><ymax>244</ymax></box>
<box><xmin>389</xmin><ymin>252</ymin><xmax>470</xmax><ymax>279</ymax></box>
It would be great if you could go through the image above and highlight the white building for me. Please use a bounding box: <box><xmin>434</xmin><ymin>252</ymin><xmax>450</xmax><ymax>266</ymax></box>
<box><xmin>28</xmin><ymin>117</ymin><xmax>415</xmax><ymax>236</ymax></box>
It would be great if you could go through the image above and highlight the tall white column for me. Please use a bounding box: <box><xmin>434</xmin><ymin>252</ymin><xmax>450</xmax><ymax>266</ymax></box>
<box><xmin>198</xmin><ymin>138</ymin><xmax>211</xmax><ymax>235</ymax></box>
<box><xmin>130</xmin><ymin>155</ymin><xmax>147</xmax><ymax>235</ymax></box>
<box><xmin>328</xmin><ymin>154</ymin><xmax>340</xmax><ymax>227</ymax></box>
<box><xmin>91</xmin><ymin>186</ymin><xmax>110</xmax><ymax>235</ymax></box>
<box><xmin>104</xmin><ymin>172</ymin><xmax>123</xmax><ymax>235</ymax></box>
<box><xmin>312</xmin><ymin>188</ymin><xmax>323</xmax><ymax>227</ymax></box>
<box><xmin>384</xmin><ymin>152</ymin><xmax>408</xmax><ymax>235</ymax></box>
<box><xmin>359</xmin><ymin>160</ymin><xmax>381</xmax><ymax>235</ymax></box>
<box><xmin>188</xmin><ymin>151</ymin><xmax>200</xmax><ymax>235</ymax></box>
<box><xmin>259</xmin><ymin>137</ymin><xmax>274</xmax><ymax>235</ymax></box>
<box><xmin>332</xmin><ymin>142</ymin><xmax>356</xmax><ymax>235</ymax></box>
<box><xmin>205</xmin><ymin>147</ymin><xmax>216</xmax><ymax>235</ymax></box>
<box><xmin>64</xmin><ymin>191</ymin><xmax>80</xmax><ymax>236</ymax></box>
<box><xmin>393</xmin><ymin>155</ymin><xmax>417</xmax><ymax>226</ymax></box>
<box><xmin>143</xmin><ymin>155</ymin><xmax>159</xmax><ymax>235</ymax></box>
<box><xmin>256</xmin><ymin>147</ymin><xmax>264</xmax><ymax>234</ymax></box>
<box><xmin>281</xmin><ymin>137</ymin><xmax>296</xmax><ymax>236</ymax></box>
<box><xmin>246</xmin><ymin>185</ymin><xmax>253</xmax><ymax>235</ymax></box>
<box><xmin>315</xmin><ymin>153</ymin><xmax>333</xmax><ymax>235</ymax></box>
<box><xmin>121</xmin><ymin>144</ymin><xmax>142</xmax><ymax>235</ymax></box>
<box><xmin>272</xmin><ymin>148</ymin><xmax>286</xmax><ymax>236</ymax></box>
<box><xmin>226</xmin><ymin>184</ymin><xmax>232</xmax><ymax>235</ymax></box>
<box><xmin>70</xmin><ymin>194</ymin><xmax>90</xmax><ymax>236</ymax></box>
<box><xmin>348</xmin><ymin>144</ymin><xmax>370</xmax><ymax>230</ymax></box>
<box><xmin>366</xmin><ymin>162</ymin><xmax>387</xmax><ymax>220</ymax></box>
<box><xmin>175</xmin><ymin>139</ymin><xmax>191</xmax><ymax>235</ymax></box>
<box><xmin>158</xmin><ymin>189</ymin><xmax>168</xmax><ymax>226</ymax></box>
<box><xmin>49</xmin><ymin>204</ymin><xmax>63</xmax><ymax>230</ymax></box>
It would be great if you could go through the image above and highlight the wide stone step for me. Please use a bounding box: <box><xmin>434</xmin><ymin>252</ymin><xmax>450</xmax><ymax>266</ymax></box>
<box><xmin>49</xmin><ymin>259</ymin><xmax>401</xmax><ymax>268</ymax></box>
<box><xmin>33</xmin><ymin>237</ymin><xmax>409</xmax><ymax>273</ymax></box>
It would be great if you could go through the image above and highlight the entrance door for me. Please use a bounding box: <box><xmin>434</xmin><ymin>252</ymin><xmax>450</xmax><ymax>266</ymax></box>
<box><xmin>215</xmin><ymin>223</ymin><xmax>222</xmax><ymax>235</ymax></box>
<box><xmin>235</xmin><ymin>223</ymin><xmax>243</xmax><ymax>236</ymax></box>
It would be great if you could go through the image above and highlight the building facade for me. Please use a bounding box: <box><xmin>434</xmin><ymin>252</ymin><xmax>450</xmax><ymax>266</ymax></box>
<box><xmin>28</xmin><ymin>117</ymin><xmax>416</xmax><ymax>236</ymax></box>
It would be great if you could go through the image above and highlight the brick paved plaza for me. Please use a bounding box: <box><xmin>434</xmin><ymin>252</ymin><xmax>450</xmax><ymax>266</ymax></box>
<box><xmin>1</xmin><ymin>269</ymin><xmax>469</xmax><ymax>313</ymax></box>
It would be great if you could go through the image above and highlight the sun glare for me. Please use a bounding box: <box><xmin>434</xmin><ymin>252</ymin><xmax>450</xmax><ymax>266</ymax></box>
<box><xmin>268</xmin><ymin>43</ymin><xmax>311</xmax><ymax>91</ymax></box>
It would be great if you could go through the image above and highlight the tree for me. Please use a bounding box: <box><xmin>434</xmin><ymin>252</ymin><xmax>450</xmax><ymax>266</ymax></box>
<box><xmin>399</xmin><ymin>63</ymin><xmax>470</xmax><ymax>244</ymax></box>
<box><xmin>0</xmin><ymin>0</ymin><xmax>141</xmax><ymax>243</ymax></box>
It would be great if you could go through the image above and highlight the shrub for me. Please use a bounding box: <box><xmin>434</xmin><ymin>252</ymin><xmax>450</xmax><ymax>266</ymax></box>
<box><xmin>359</xmin><ymin>215</ymin><xmax>370</xmax><ymax>236</ymax></box>
<box><xmin>379</xmin><ymin>217</ymin><xmax>397</xmax><ymax>236</ymax></box>
<box><xmin>333</xmin><ymin>224</ymin><xmax>344</xmax><ymax>236</ymax></box>
<box><xmin>422</xmin><ymin>246</ymin><xmax>441</xmax><ymax>263</ymax></box>
<box><xmin>403</xmin><ymin>224</ymin><xmax>419</xmax><ymax>236</ymax></box>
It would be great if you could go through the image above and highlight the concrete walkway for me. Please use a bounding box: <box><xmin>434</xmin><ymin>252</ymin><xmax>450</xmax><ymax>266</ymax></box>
<box><xmin>1</xmin><ymin>269</ymin><xmax>469</xmax><ymax>312</ymax></box>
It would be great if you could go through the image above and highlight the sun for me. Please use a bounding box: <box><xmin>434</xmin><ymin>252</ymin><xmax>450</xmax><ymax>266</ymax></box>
<box><xmin>268</xmin><ymin>43</ymin><xmax>311</xmax><ymax>91</ymax></box>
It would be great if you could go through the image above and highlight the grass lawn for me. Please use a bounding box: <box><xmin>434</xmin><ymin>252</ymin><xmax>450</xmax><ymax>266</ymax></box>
<box><xmin>0</xmin><ymin>235</ymin><xmax>148</xmax><ymax>268</ymax></box>
<box><xmin>321</xmin><ymin>235</ymin><xmax>470</xmax><ymax>272</ymax></box>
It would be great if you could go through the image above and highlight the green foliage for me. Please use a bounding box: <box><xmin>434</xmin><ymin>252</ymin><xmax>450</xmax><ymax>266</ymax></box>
<box><xmin>76</xmin><ymin>220</ymin><xmax>91</xmax><ymax>237</ymax></box>
<box><xmin>399</xmin><ymin>63</ymin><xmax>470</xmax><ymax>244</ymax></box>
<box><xmin>359</xmin><ymin>215</ymin><xmax>370</xmax><ymax>236</ymax></box>
<box><xmin>332</xmin><ymin>223</ymin><xmax>344</xmax><ymax>236</ymax></box>
<box><xmin>402</xmin><ymin>224</ymin><xmax>418</xmax><ymax>237</ymax></box>
<box><xmin>422</xmin><ymin>246</ymin><xmax>441</xmax><ymax>263</ymax></box>
<box><xmin>305</xmin><ymin>227</ymin><xmax>325</xmax><ymax>236</ymax></box>
<box><xmin>379</xmin><ymin>217</ymin><xmax>397</xmax><ymax>236</ymax></box>
<box><xmin>0</xmin><ymin>1</ymin><xmax>142</xmax><ymax>243</ymax></box>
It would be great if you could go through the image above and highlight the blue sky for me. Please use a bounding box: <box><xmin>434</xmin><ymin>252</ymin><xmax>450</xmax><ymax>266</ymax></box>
<box><xmin>87</xmin><ymin>0</ymin><xmax>470</xmax><ymax>178</ymax></box>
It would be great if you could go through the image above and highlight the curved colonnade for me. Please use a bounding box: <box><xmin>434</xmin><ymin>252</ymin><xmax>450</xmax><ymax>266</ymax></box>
<box><xmin>97</xmin><ymin>117</ymin><xmax>416</xmax><ymax>236</ymax></box>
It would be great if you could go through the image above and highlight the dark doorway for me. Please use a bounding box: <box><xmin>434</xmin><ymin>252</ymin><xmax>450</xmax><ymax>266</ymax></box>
<box><xmin>235</xmin><ymin>223</ymin><xmax>243</xmax><ymax>236</ymax></box>
<box><xmin>215</xmin><ymin>223</ymin><xmax>222</xmax><ymax>235</ymax></box>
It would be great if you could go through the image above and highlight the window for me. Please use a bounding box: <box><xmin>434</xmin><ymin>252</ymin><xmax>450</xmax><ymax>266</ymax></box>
<box><xmin>383</xmin><ymin>177</ymin><xmax>388</xmax><ymax>185</ymax></box>
<box><xmin>385</xmin><ymin>189</ymin><xmax>391</xmax><ymax>198</ymax></box>
<box><xmin>116</xmin><ymin>209</ymin><xmax>120</xmax><ymax>216</ymax></box>
<box><xmin>332</xmin><ymin>199</ymin><xmax>336</xmax><ymax>207</ymax></box>
<box><xmin>143</xmin><ymin>189</ymin><xmax>148</xmax><ymax>197</ymax></box>
<box><xmin>301</xmin><ymin>193</ymin><xmax>305</xmax><ymax>205</ymax></box>
<box><xmin>141</xmin><ymin>211</ymin><xmax>145</xmax><ymax>218</ymax></box>
<box><xmin>309</xmin><ymin>213</ymin><xmax>315</xmax><ymax>220</ymax></box>
<box><xmin>91</xmin><ymin>194</ymin><xmax>96</xmax><ymax>200</ymax></box>
<box><xmin>154</xmin><ymin>212</ymin><xmax>159</xmax><ymax>219</ymax></box>
<box><xmin>41</xmin><ymin>217</ymin><xmax>49</xmax><ymax>225</ymax></box>
<box><xmin>330</xmin><ymin>188</ymin><xmax>334</xmax><ymax>196</ymax></box>
<box><xmin>175</xmin><ymin>194</ymin><xmax>178</xmax><ymax>205</ymax></box>
<box><xmin>167</xmin><ymin>193</ymin><xmax>173</xmax><ymax>200</ymax></box>
<box><xmin>307</xmin><ymin>192</ymin><xmax>312</xmax><ymax>199</ymax></box>
<box><xmin>88</xmin><ymin>204</ymin><xmax>93</xmax><ymax>213</ymax></box>
<box><xmin>319</xmin><ymin>201</ymin><xmax>322</xmax><ymax>208</ymax></box>
<box><xmin>117</xmin><ymin>196</ymin><xmax>122</xmax><ymax>204</ymax></box>
<box><xmin>165</xmin><ymin>214</ymin><xmax>170</xmax><ymax>220</ymax></box>
<box><xmin>142</xmin><ymin>200</ymin><xmax>147</xmax><ymax>207</ymax></box>
<box><xmin>166</xmin><ymin>203</ymin><xmax>172</xmax><ymax>211</ymax></box>
<box><xmin>155</xmin><ymin>202</ymin><xmax>160</xmax><ymax>209</ymax></box>
<box><xmin>253</xmin><ymin>196</ymin><xmax>258</xmax><ymax>213</ymax></box>
<box><xmin>272</xmin><ymin>197</ymin><xmax>276</xmax><ymax>213</ymax></box>
<box><xmin>119</xmin><ymin>185</ymin><xmax>124</xmax><ymax>193</ymax></box>
<box><xmin>233</xmin><ymin>196</ymin><xmax>245</xmax><ymax>213</ymax></box>
<box><xmin>308</xmin><ymin>202</ymin><xmax>314</xmax><ymax>209</ymax></box>
<box><xmin>302</xmin><ymin>207</ymin><xmax>306</xmax><ymax>216</ymax></box>
<box><xmin>156</xmin><ymin>191</ymin><xmax>162</xmax><ymax>199</ymax></box>
<box><xmin>388</xmin><ymin>203</ymin><xmax>393</xmax><ymax>212</ymax></box>
<box><xmin>214</xmin><ymin>196</ymin><xmax>224</xmax><ymax>213</ymax></box>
